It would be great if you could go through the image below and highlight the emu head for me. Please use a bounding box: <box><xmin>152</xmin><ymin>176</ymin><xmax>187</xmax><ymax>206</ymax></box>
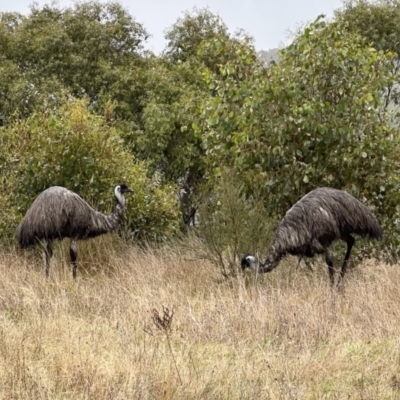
<box><xmin>241</xmin><ymin>255</ymin><xmax>259</xmax><ymax>272</ymax></box>
<box><xmin>114</xmin><ymin>183</ymin><xmax>134</xmax><ymax>207</ymax></box>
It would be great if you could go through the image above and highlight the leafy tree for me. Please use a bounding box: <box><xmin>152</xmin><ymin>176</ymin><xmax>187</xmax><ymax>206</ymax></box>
<box><xmin>336</xmin><ymin>0</ymin><xmax>400</xmax><ymax>56</ymax></box>
<box><xmin>164</xmin><ymin>8</ymin><xmax>256</xmax><ymax>75</ymax></box>
<box><xmin>139</xmin><ymin>8</ymin><xmax>260</xmax><ymax>227</ymax></box>
<box><xmin>0</xmin><ymin>13</ymin><xmax>68</xmax><ymax>124</ymax></box>
<box><xmin>118</xmin><ymin>55</ymin><xmax>208</xmax><ymax>228</ymax></box>
<box><xmin>0</xmin><ymin>61</ymin><xmax>68</xmax><ymax>125</ymax></box>
<box><xmin>164</xmin><ymin>8</ymin><xmax>229</xmax><ymax>65</ymax></box>
<box><xmin>12</xmin><ymin>1</ymin><xmax>148</xmax><ymax>100</ymax></box>
<box><xmin>0</xmin><ymin>1</ymin><xmax>148</xmax><ymax>127</ymax></box>
<box><xmin>0</xmin><ymin>98</ymin><xmax>180</xmax><ymax>241</ymax></box>
<box><xmin>202</xmin><ymin>17</ymin><xmax>400</xmax><ymax>257</ymax></box>
<box><xmin>335</xmin><ymin>0</ymin><xmax>400</xmax><ymax>115</ymax></box>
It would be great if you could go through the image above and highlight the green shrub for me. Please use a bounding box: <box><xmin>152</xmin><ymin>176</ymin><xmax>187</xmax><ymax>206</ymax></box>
<box><xmin>0</xmin><ymin>97</ymin><xmax>180</xmax><ymax>242</ymax></box>
<box><xmin>194</xmin><ymin>170</ymin><xmax>276</xmax><ymax>277</ymax></box>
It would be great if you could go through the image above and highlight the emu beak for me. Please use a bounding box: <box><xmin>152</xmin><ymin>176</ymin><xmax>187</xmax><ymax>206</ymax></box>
<box><xmin>240</xmin><ymin>256</ymin><xmax>249</xmax><ymax>271</ymax></box>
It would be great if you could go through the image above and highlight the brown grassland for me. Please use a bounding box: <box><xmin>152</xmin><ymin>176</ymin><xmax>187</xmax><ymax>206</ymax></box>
<box><xmin>0</xmin><ymin>236</ymin><xmax>400</xmax><ymax>399</ymax></box>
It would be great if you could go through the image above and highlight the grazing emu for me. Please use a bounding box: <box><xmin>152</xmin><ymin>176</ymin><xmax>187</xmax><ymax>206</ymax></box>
<box><xmin>241</xmin><ymin>187</ymin><xmax>382</xmax><ymax>287</ymax></box>
<box><xmin>16</xmin><ymin>183</ymin><xmax>133</xmax><ymax>279</ymax></box>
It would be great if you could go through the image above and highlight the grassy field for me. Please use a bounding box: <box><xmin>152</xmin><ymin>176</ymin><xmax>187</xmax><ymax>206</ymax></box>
<box><xmin>0</xmin><ymin>236</ymin><xmax>400</xmax><ymax>399</ymax></box>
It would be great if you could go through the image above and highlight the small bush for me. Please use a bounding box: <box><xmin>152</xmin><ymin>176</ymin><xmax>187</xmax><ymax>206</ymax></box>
<box><xmin>194</xmin><ymin>170</ymin><xmax>276</xmax><ymax>277</ymax></box>
<box><xmin>0</xmin><ymin>97</ymin><xmax>180</xmax><ymax>242</ymax></box>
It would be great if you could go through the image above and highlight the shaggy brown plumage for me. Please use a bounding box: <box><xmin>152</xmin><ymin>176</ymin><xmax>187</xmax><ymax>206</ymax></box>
<box><xmin>241</xmin><ymin>187</ymin><xmax>383</xmax><ymax>287</ymax></box>
<box><xmin>16</xmin><ymin>184</ymin><xmax>133</xmax><ymax>279</ymax></box>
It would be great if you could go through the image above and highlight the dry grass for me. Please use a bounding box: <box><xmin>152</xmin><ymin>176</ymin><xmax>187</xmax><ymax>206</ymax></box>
<box><xmin>1</xmin><ymin>236</ymin><xmax>400</xmax><ymax>399</ymax></box>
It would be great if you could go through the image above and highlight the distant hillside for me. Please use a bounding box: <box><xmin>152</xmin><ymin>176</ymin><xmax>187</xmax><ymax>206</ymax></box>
<box><xmin>257</xmin><ymin>48</ymin><xmax>280</xmax><ymax>65</ymax></box>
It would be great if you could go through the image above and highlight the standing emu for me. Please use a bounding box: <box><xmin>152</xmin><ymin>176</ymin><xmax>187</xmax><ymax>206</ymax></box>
<box><xmin>16</xmin><ymin>183</ymin><xmax>133</xmax><ymax>279</ymax></box>
<box><xmin>241</xmin><ymin>187</ymin><xmax>383</xmax><ymax>287</ymax></box>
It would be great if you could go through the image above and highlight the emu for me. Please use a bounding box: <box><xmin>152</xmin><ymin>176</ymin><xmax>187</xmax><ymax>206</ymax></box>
<box><xmin>241</xmin><ymin>187</ymin><xmax>383</xmax><ymax>287</ymax></box>
<box><xmin>16</xmin><ymin>183</ymin><xmax>133</xmax><ymax>279</ymax></box>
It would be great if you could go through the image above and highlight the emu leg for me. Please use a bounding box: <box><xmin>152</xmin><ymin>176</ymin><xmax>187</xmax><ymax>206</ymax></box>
<box><xmin>337</xmin><ymin>235</ymin><xmax>355</xmax><ymax>288</ymax></box>
<box><xmin>303</xmin><ymin>259</ymin><xmax>314</xmax><ymax>272</ymax></box>
<box><xmin>45</xmin><ymin>241</ymin><xmax>53</xmax><ymax>278</ymax></box>
<box><xmin>296</xmin><ymin>256</ymin><xmax>314</xmax><ymax>272</ymax></box>
<box><xmin>70</xmin><ymin>240</ymin><xmax>78</xmax><ymax>280</ymax></box>
<box><xmin>325</xmin><ymin>249</ymin><xmax>335</xmax><ymax>286</ymax></box>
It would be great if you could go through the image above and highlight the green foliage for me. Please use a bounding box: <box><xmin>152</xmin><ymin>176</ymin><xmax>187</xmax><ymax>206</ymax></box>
<box><xmin>0</xmin><ymin>98</ymin><xmax>180</xmax><ymax>241</ymax></box>
<box><xmin>195</xmin><ymin>170</ymin><xmax>276</xmax><ymax>277</ymax></box>
<box><xmin>336</xmin><ymin>0</ymin><xmax>400</xmax><ymax>55</ymax></box>
<box><xmin>164</xmin><ymin>7</ymin><xmax>257</xmax><ymax>76</ymax></box>
<box><xmin>0</xmin><ymin>2</ymin><xmax>148</xmax><ymax>126</ymax></box>
<box><xmin>164</xmin><ymin>8</ymin><xmax>230</xmax><ymax>65</ymax></box>
<box><xmin>0</xmin><ymin>59</ymin><xmax>67</xmax><ymax>125</ymax></box>
<box><xmin>202</xmin><ymin>16</ymin><xmax>400</xmax><ymax>259</ymax></box>
<box><xmin>113</xmin><ymin>55</ymin><xmax>210</xmax><ymax>228</ymax></box>
<box><xmin>336</xmin><ymin>0</ymin><xmax>400</xmax><ymax>117</ymax></box>
<box><xmin>141</xmin><ymin>8</ymin><xmax>261</xmax><ymax>227</ymax></box>
<box><xmin>12</xmin><ymin>1</ymin><xmax>147</xmax><ymax>100</ymax></box>
<box><xmin>134</xmin><ymin>58</ymin><xmax>208</xmax><ymax>183</ymax></box>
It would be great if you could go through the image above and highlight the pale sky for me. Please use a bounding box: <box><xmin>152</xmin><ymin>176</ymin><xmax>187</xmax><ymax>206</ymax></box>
<box><xmin>0</xmin><ymin>0</ymin><xmax>345</xmax><ymax>53</ymax></box>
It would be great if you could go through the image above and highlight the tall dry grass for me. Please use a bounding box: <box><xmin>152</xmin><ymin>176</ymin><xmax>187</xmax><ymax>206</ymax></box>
<box><xmin>0</xmin><ymin>236</ymin><xmax>400</xmax><ymax>399</ymax></box>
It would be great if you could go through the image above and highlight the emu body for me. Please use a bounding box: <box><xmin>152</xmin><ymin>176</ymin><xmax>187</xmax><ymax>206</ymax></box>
<box><xmin>241</xmin><ymin>187</ymin><xmax>383</xmax><ymax>287</ymax></box>
<box><xmin>17</xmin><ymin>184</ymin><xmax>133</xmax><ymax>279</ymax></box>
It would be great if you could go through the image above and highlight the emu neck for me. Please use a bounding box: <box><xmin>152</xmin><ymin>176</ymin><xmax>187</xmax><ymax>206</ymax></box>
<box><xmin>85</xmin><ymin>203</ymin><xmax>125</xmax><ymax>239</ymax></box>
<box><xmin>259</xmin><ymin>247</ymin><xmax>282</xmax><ymax>273</ymax></box>
<box><xmin>114</xmin><ymin>191</ymin><xmax>125</xmax><ymax>207</ymax></box>
<box><xmin>111</xmin><ymin>202</ymin><xmax>125</xmax><ymax>224</ymax></box>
